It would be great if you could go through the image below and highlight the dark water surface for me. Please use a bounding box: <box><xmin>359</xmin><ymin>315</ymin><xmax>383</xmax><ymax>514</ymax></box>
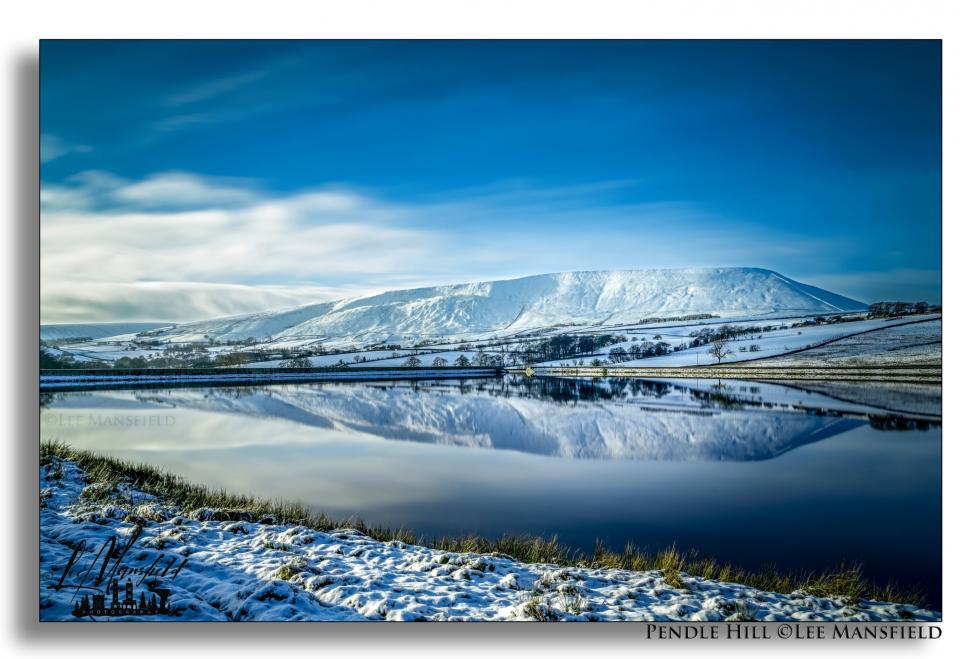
<box><xmin>40</xmin><ymin>376</ymin><xmax>942</xmax><ymax>607</ymax></box>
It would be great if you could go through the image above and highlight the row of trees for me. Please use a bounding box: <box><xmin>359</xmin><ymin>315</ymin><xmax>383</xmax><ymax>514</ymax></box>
<box><xmin>398</xmin><ymin>352</ymin><xmax>508</xmax><ymax>368</ymax></box>
<box><xmin>607</xmin><ymin>340</ymin><xmax>673</xmax><ymax>363</ymax></box>
<box><xmin>686</xmin><ymin>324</ymin><xmax>773</xmax><ymax>347</ymax></box>
<box><xmin>868</xmin><ymin>301</ymin><xmax>938</xmax><ymax>317</ymax></box>
<box><xmin>39</xmin><ymin>345</ymin><xmax>281</xmax><ymax>370</ymax></box>
<box><xmin>276</xmin><ymin>352</ymin><xmax>507</xmax><ymax>369</ymax></box>
<box><xmin>515</xmin><ymin>333</ymin><xmax>624</xmax><ymax>363</ymax></box>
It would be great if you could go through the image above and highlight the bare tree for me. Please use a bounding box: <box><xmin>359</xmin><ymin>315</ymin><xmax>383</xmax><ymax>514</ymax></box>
<box><xmin>608</xmin><ymin>346</ymin><xmax>628</xmax><ymax>363</ymax></box>
<box><xmin>708</xmin><ymin>337</ymin><xmax>733</xmax><ymax>364</ymax></box>
<box><xmin>432</xmin><ymin>357</ymin><xmax>449</xmax><ymax>367</ymax></box>
<box><xmin>402</xmin><ymin>356</ymin><xmax>422</xmax><ymax>367</ymax></box>
<box><xmin>279</xmin><ymin>355</ymin><xmax>312</xmax><ymax>368</ymax></box>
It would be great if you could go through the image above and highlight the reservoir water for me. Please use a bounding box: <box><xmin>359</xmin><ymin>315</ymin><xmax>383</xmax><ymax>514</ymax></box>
<box><xmin>40</xmin><ymin>376</ymin><xmax>942</xmax><ymax>607</ymax></box>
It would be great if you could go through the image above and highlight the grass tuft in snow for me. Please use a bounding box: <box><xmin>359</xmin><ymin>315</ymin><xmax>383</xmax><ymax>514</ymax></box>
<box><xmin>41</xmin><ymin>441</ymin><xmax>927</xmax><ymax>607</ymax></box>
<box><xmin>661</xmin><ymin>567</ymin><xmax>687</xmax><ymax>591</ymax></box>
<box><xmin>274</xmin><ymin>559</ymin><xmax>307</xmax><ymax>581</ymax></box>
<box><xmin>523</xmin><ymin>596</ymin><xmax>561</xmax><ymax>622</ymax></box>
<box><xmin>803</xmin><ymin>565</ymin><xmax>867</xmax><ymax>606</ymax></box>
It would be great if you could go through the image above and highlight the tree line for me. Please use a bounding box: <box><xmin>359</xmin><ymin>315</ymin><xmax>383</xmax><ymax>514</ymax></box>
<box><xmin>867</xmin><ymin>301</ymin><xmax>938</xmax><ymax>317</ymax></box>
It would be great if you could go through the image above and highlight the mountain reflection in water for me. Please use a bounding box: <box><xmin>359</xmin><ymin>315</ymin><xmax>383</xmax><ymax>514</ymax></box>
<box><xmin>41</xmin><ymin>376</ymin><xmax>940</xmax><ymax>462</ymax></box>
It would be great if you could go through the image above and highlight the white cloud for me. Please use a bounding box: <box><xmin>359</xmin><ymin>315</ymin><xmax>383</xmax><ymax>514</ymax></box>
<box><xmin>112</xmin><ymin>172</ymin><xmax>261</xmax><ymax>209</ymax></box>
<box><xmin>41</xmin><ymin>172</ymin><xmax>448</xmax><ymax>322</ymax></box>
<box><xmin>40</xmin><ymin>183</ymin><xmax>95</xmax><ymax>213</ymax></box>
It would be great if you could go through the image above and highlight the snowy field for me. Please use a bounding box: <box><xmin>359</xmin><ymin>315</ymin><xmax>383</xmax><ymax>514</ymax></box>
<box><xmin>740</xmin><ymin>319</ymin><xmax>941</xmax><ymax>367</ymax></box>
<box><xmin>48</xmin><ymin>314</ymin><xmax>942</xmax><ymax>372</ymax></box>
<box><xmin>50</xmin><ymin>343</ymin><xmax>170</xmax><ymax>362</ymax></box>
<box><xmin>538</xmin><ymin>315</ymin><xmax>940</xmax><ymax>368</ymax></box>
<box><xmin>40</xmin><ymin>458</ymin><xmax>939</xmax><ymax>622</ymax></box>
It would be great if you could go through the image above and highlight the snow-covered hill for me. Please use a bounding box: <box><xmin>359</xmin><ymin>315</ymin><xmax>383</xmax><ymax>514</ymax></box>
<box><xmin>147</xmin><ymin>268</ymin><xmax>866</xmax><ymax>345</ymax></box>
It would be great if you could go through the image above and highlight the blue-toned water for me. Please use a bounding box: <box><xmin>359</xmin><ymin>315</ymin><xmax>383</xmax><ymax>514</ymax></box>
<box><xmin>40</xmin><ymin>376</ymin><xmax>941</xmax><ymax>607</ymax></box>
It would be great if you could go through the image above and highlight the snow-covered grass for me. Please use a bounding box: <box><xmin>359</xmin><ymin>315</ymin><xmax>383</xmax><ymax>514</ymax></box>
<box><xmin>741</xmin><ymin>320</ymin><xmax>941</xmax><ymax>367</ymax></box>
<box><xmin>540</xmin><ymin>316</ymin><xmax>941</xmax><ymax>368</ymax></box>
<box><xmin>40</xmin><ymin>442</ymin><xmax>937</xmax><ymax>621</ymax></box>
<box><xmin>52</xmin><ymin>342</ymin><xmax>165</xmax><ymax>363</ymax></box>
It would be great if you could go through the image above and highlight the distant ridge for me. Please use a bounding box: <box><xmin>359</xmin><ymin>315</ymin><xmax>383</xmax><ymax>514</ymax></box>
<box><xmin>40</xmin><ymin>322</ymin><xmax>174</xmax><ymax>342</ymax></box>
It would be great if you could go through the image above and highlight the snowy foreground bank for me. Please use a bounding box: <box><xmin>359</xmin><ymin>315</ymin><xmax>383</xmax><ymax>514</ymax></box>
<box><xmin>40</xmin><ymin>459</ymin><xmax>939</xmax><ymax>622</ymax></box>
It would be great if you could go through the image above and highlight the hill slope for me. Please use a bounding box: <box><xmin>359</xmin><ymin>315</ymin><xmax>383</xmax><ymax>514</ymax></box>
<box><xmin>147</xmin><ymin>268</ymin><xmax>866</xmax><ymax>344</ymax></box>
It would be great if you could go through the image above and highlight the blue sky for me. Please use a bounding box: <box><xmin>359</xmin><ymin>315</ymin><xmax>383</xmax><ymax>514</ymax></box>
<box><xmin>40</xmin><ymin>40</ymin><xmax>941</xmax><ymax>322</ymax></box>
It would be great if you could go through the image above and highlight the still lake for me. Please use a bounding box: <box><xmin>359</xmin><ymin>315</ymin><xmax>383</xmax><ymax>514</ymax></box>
<box><xmin>40</xmin><ymin>376</ymin><xmax>942</xmax><ymax>607</ymax></box>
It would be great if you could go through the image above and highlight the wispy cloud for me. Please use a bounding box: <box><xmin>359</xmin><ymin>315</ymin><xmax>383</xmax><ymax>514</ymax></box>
<box><xmin>153</xmin><ymin>113</ymin><xmax>216</xmax><ymax>132</ymax></box>
<box><xmin>166</xmin><ymin>71</ymin><xmax>269</xmax><ymax>107</ymax></box>
<box><xmin>150</xmin><ymin>57</ymin><xmax>303</xmax><ymax>136</ymax></box>
<box><xmin>40</xmin><ymin>134</ymin><xmax>91</xmax><ymax>163</ymax></box>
